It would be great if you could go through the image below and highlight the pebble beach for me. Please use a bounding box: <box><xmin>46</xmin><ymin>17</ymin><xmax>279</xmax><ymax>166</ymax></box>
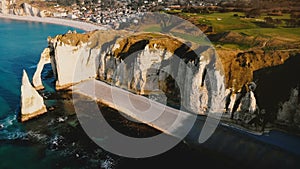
<box><xmin>0</xmin><ymin>13</ymin><xmax>107</xmax><ymax>32</ymax></box>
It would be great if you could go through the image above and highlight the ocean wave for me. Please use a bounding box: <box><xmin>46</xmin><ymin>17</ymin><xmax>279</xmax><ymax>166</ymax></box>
<box><xmin>25</xmin><ymin>130</ymin><xmax>48</xmax><ymax>143</ymax></box>
<box><xmin>0</xmin><ymin>129</ymin><xmax>49</xmax><ymax>143</ymax></box>
<box><xmin>48</xmin><ymin>135</ymin><xmax>65</xmax><ymax>150</ymax></box>
<box><xmin>28</xmin><ymin>65</ymin><xmax>37</xmax><ymax>69</ymax></box>
<box><xmin>101</xmin><ymin>156</ymin><xmax>116</xmax><ymax>169</ymax></box>
<box><xmin>0</xmin><ymin>114</ymin><xmax>49</xmax><ymax>142</ymax></box>
<box><xmin>0</xmin><ymin>129</ymin><xmax>27</xmax><ymax>140</ymax></box>
<box><xmin>0</xmin><ymin>114</ymin><xmax>17</xmax><ymax>129</ymax></box>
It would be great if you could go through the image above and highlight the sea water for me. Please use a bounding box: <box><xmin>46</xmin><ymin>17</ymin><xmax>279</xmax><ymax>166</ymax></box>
<box><xmin>0</xmin><ymin>18</ymin><xmax>83</xmax><ymax>119</ymax></box>
<box><xmin>0</xmin><ymin>18</ymin><xmax>91</xmax><ymax>169</ymax></box>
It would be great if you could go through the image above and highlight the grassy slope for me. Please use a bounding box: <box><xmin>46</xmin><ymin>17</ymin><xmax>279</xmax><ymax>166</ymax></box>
<box><xmin>234</xmin><ymin>28</ymin><xmax>300</xmax><ymax>41</ymax></box>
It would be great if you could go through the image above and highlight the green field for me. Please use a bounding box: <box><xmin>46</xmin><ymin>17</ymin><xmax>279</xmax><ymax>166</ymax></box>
<box><xmin>143</xmin><ymin>12</ymin><xmax>300</xmax><ymax>49</ymax></box>
<box><xmin>232</xmin><ymin>27</ymin><xmax>300</xmax><ymax>41</ymax></box>
<box><xmin>177</xmin><ymin>12</ymin><xmax>300</xmax><ymax>49</ymax></box>
<box><xmin>143</xmin><ymin>25</ymin><xmax>162</xmax><ymax>33</ymax></box>
<box><xmin>182</xmin><ymin>12</ymin><xmax>294</xmax><ymax>33</ymax></box>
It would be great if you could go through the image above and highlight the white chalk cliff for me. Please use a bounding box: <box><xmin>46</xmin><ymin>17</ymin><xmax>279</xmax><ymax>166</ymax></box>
<box><xmin>47</xmin><ymin>31</ymin><xmax>226</xmax><ymax>114</ymax></box>
<box><xmin>21</xmin><ymin>3</ymin><xmax>40</xmax><ymax>17</ymax></box>
<box><xmin>0</xmin><ymin>0</ymin><xmax>10</xmax><ymax>14</ymax></box>
<box><xmin>239</xmin><ymin>91</ymin><xmax>257</xmax><ymax>114</ymax></box>
<box><xmin>224</xmin><ymin>82</ymin><xmax>259</xmax><ymax>124</ymax></box>
<box><xmin>0</xmin><ymin>1</ymin><xmax>48</xmax><ymax>17</ymax></box>
<box><xmin>21</xmin><ymin>70</ymin><xmax>47</xmax><ymax>122</ymax></box>
<box><xmin>33</xmin><ymin>48</ymin><xmax>51</xmax><ymax>90</ymax></box>
<box><xmin>48</xmin><ymin>30</ymin><xmax>108</xmax><ymax>89</ymax></box>
<box><xmin>277</xmin><ymin>88</ymin><xmax>300</xmax><ymax>125</ymax></box>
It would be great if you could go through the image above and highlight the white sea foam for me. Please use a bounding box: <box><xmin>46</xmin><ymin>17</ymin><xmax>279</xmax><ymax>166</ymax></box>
<box><xmin>29</xmin><ymin>65</ymin><xmax>37</xmax><ymax>69</ymax></box>
<box><xmin>0</xmin><ymin>114</ymin><xmax>17</xmax><ymax>129</ymax></box>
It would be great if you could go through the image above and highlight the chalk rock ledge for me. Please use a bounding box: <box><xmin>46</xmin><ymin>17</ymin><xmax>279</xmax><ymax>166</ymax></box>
<box><xmin>21</xmin><ymin>70</ymin><xmax>47</xmax><ymax>122</ymax></box>
<box><xmin>33</xmin><ymin>48</ymin><xmax>51</xmax><ymax>90</ymax></box>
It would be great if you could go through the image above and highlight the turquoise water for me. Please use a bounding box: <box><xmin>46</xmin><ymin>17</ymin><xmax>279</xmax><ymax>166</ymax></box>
<box><xmin>0</xmin><ymin>18</ymin><xmax>89</xmax><ymax>169</ymax></box>
<box><xmin>0</xmin><ymin>19</ymin><xmax>78</xmax><ymax>117</ymax></box>
<box><xmin>0</xmin><ymin>19</ymin><xmax>82</xmax><ymax>119</ymax></box>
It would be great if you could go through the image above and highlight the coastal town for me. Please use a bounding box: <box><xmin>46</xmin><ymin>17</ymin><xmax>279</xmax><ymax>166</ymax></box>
<box><xmin>1</xmin><ymin>0</ymin><xmax>300</xmax><ymax>31</ymax></box>
<box><xmin>0</xmin><ymin>0</ymin><xmax>221</xmax><ymax>29</ymax></box>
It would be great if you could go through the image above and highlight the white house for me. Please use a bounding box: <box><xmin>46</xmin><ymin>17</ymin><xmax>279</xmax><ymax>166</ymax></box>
<box><xmin>68</xmin><ymin>14</ymin><xmax>78</xmax><ymax>19</ymax></box>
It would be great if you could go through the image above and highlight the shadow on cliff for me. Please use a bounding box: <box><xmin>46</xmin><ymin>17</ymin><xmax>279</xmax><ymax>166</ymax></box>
<box><xmin>112</xmin><ymin>37</ymin><xmax>213</xmax><ymax>113</ymax></box>
<box><xmin>119</xmin><ymin>40</ymin><xmax>149</xmax><ymax>61</ymax></box>
<box><xmin>254</xmin><ymin>54</ymin><xmax>300</xmax><ymax>122</ymax></box>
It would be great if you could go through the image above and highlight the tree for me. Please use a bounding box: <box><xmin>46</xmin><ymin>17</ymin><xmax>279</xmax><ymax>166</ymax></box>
<box><xmin>288</xmin><ymin>12</ymin><xmax>300</xmax><ymax>27</ymax></box>
<box><xmin>56</xmin><ymin>0</ymin><xmax>77</xmax><ymax>6</ymax></box>
<box><xmin>245</xmin><ymin>8</ymin><xmax>261</xmax><ymax>18</ymax></box>
<box><xmin>264</xmin><ymin>16</ymin><xmax>273</xmax><ymax>24</ymax></box>
<box><xmin>291</xmin><ymin>12</ymin><xmax>300</xmax><ymax>20</ymax></box>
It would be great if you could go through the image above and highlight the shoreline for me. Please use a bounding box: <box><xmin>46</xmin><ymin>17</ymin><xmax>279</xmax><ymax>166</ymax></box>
<box><xmin>72</xmin><ymin>79</ymin><xmax>300</xmax><ymax>158</ymax></box>
<box><xmin>0</xmin><ymin>14</ymin><xmax>108</xmax><ymax>32</ymax></box>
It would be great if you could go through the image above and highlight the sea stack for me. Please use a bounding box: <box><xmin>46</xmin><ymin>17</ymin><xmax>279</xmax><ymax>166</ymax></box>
<box><xmin>32</xmin><ymin>48</ymin><xmax>51</xmax><ymax>90</ymax></box>
<box><xmin>21</xmin><ymin>70</ymin><xmax>47</xmax><ymax>122</ymax></box>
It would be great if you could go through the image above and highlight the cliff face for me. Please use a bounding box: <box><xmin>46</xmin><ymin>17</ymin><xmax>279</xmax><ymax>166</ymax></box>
<box><xmin>218</xmin><ymin>49</ymin><xmax>291</xmax><ymax>91</ymax></box>
<box><xmin>277</xmin><ymin>88</ymin><xmax>300</xmax><ymax>125</ymax></box>
<box><xmin>101</xmin><ymin>33</ymin><xmax>225</xmax><ymax>113</ymax></box>
<box><xmin>254</xmin><ymin>55</ymin><xmax>300</xmax><ymax>128</ymax></box>
<box><xmin>218</xmin><ymin>48</ymin><xmax>300</xmax><ymax>130</ymax></box>
<box><xmin>21</xmin><ymin>3</ymin><xmax>40</xmax><ymax>16</ymax></box>
<box><xmin>48</xmin><ymin>30</ymin><xmax>226</xmax><ymax>114</ymax></box>
<box><xmin>48</xmin><ymin>30</ymin><xmax>123</xmax><ymax>89</ymax></box>
<box><xmin>39</xmin><ymin>29</ymin><xmax>300</xmax><ymax>132</ymax></box>
<box><xmin>21</xmin><ymin>70</ymin><xmax>47</xmax><ymax>122</ymax></box>
<box><xmin>0</xmin><ymin>1</ymin><xmax>46</xmax><ymax>17</ymax></box>
<box><xmin>1</xmin><ymin>0</ymin><xmax>12</xmax><ymax>14</ymax></box>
